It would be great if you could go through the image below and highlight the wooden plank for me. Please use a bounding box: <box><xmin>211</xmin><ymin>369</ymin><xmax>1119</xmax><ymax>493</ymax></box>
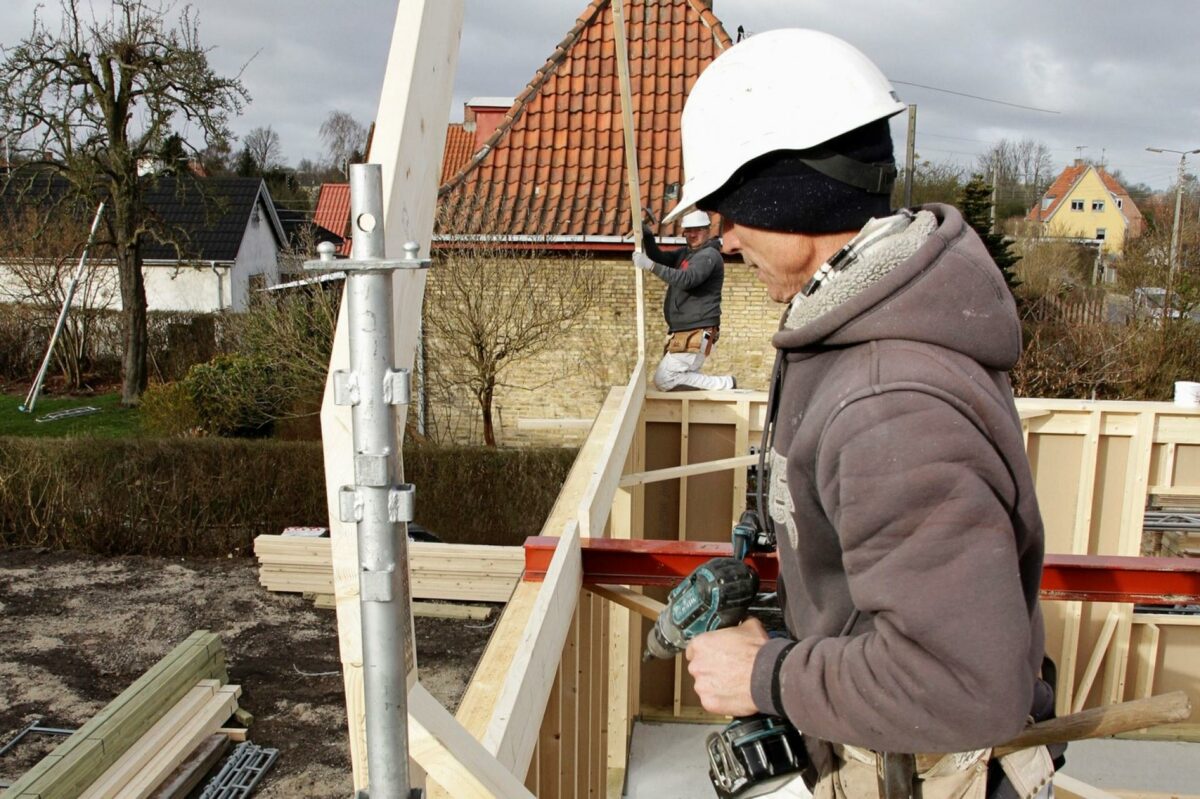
<box><xmin>586</xmin><ymin>584</ymin><xmax>664</xmax><ymax>622</ymax></box>
<box><xmin>617</xmin><ymin>454</ymin><xmax>758</xmax><ymax>488</ymax></box>
<box><xmin>412</xmin><ymin>602</ymin><xmax>491</xmax><ymax>621</ymax></box>
<box><xmin>1053</xmin><ymin>773</ymin><xmax>1122</xmax><ymax>799</ymax></box>
<box><xmin>580</xmin><ymin>363</ymin><xmax>648</xmax><ymax>539</ymax></box>
<box><xmin>1074</xmin><ymin>607</ymin><xmax>1120</xmax><ymax>713</ymax></box>
<box><xmin>144</xmin><ymin>734</ymin><xmax>229</xmax><ymax>799</ymax></box>
<box><xmin>89</xmin><ymin>686</ymin><xmax>240</xmax><ymax>799</ymax></box>
<box><xmin>1059</xmin><ymin>410</ymin><xmax>1103</xmax><ymax>715</ymax></box>
<box><xmin>1104</xmin><ymin>413</ymin><xmax>1156</xmax><ymax>704</ymax></box>
<box><xmin>79</xmin><ymin>681</ymin><xmax>220</xmax><ymax>799</ymax></box>
<box><xmin>409</xmin><ymin>683</ymin><xmax>534</xmax><ymax>799</ymax></box>
<box><xmin>732</xmin><ymin>399</ymin><xmax>751</xmax><ymax>527</ymax></box>
<box><xmin>611</xmin><ymin>0</ymin><xmax>645</xmax><ymax>355</ymax></box>
<box><xmin>576</xmin><ymin>591</ymin><xmax>595</xmax><ymax>799</ymax></box>
<box><xmin>6</xmin><ymin>634</ymin><xmax>225</xmax><ymax>799</ymax></box>
<box><xmin>1132</xmin><ymin>623</ymin><xmax>1160</xmax><ymax>702</ymax></box>
<box><xmin>321</xmin><ymin>1</ymin><xmax>465</xmax><ymax>789</ymax></box>
<box><xmin>558</xmin><ymin>608</ymin><xmax>580</xmax><ymax>798</ymax></box>
<box><xmin>480</xmin><ymin>521</ymin><xmax>583</xmax><ymax>776</ymax></box>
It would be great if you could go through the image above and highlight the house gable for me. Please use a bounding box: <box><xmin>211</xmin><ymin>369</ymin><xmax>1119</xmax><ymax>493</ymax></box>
<box><xmin>1028</xmin><ymin>163</ymin><xmax>1144</xmax><ymax>254</ymax></box>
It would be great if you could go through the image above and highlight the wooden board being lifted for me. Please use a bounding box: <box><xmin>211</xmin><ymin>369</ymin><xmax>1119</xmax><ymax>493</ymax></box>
<box><xmin>254</xmin><ymin>535</ymin><xmax>523</xmax><ymax>603</ymax></box>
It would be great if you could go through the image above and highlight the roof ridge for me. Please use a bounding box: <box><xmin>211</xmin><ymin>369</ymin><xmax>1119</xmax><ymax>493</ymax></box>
<box><xmin>438</xmin><ymin>0</ymin><xmax>608</xmax><ymax>197</ymax></box>
<box><xmin>686</xmin><ymin>0</ymin><xmax>733</xmax><ymax>51</ymax></box>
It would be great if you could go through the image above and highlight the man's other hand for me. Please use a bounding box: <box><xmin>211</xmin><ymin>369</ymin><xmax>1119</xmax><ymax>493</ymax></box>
<box><xmin>685</xmin><ymin>617</ymin><xmax>769</xmax><ymax>717</ymax></box>
<box><xmin>632</xmin><ymin>251</ymin><xmax>655</xmax><ymax>271</ymax></box>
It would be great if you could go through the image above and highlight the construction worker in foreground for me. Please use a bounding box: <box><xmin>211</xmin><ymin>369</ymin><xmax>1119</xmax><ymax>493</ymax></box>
<box><xmin>667</xmin><ymin>30</ymin><xmax>1060</xmax><ymax>798</ymax></box>
<box><xmin>633</xmin><ymin>209</ymin><xmax>737</xmax><ymax>391</ymax></box>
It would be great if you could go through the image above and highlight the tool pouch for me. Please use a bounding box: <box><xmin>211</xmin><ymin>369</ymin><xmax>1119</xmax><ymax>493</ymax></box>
<box><xmin>813</xmin><ymin>745</ymin><xmax>990</xmax><ymax>799</ymax></box>
<box><xmin>664</xmin><ymin>326</ymin><xmax>719</xmax><ymax>356</ymax></box>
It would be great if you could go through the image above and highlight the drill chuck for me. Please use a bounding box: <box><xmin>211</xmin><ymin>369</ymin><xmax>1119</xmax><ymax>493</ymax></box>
<box><xmin>644</xmin><ymin>557</ymin><xmax>760</xmax><ymax>660</ymax></box>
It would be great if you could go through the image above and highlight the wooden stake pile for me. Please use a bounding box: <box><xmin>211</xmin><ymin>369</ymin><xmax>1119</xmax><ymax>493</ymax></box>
<box><xmin>3</xmin><ymin>631</ymin><xmax>240</xmax><ymax>799</ymax></box>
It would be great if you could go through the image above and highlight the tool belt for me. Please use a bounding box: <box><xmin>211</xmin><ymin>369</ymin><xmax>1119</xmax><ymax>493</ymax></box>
<box><xmin>813</xmin><ymin>743</ymin><xmax>1054</xmax><ymax>799</ymax></box>
<box><xmin>664</xmin><ymin>326</ymin><xmax>719</xmax><ymax>356</ymax></box>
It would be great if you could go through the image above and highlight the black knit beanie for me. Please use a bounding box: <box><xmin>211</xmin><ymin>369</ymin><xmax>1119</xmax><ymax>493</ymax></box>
<box><xmin>697</xmin><ymin>118</ymin><xmax>896</xmax><ymax>233</ymax></box>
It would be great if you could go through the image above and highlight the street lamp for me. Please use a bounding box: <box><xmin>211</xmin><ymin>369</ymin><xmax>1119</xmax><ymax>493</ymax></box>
<box><xmin>1146</xmin><ymin>146</ymin><xmax>1200</xmax><ymax>319</ymax></box>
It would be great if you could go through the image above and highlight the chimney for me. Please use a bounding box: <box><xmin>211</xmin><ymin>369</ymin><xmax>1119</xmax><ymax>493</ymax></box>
<box><xmin>464</xmin><ymin>97</ymin><xmax>514</xmax><ymax>150</ymax></box>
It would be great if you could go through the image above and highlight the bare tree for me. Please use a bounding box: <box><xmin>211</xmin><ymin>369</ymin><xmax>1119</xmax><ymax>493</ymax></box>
<box><xmin>0</xmin><ymin>0</ymin><xmax>249</xmax><ymax>404</ymax></box>
<box><xmin>977</xmin><ymin>138</ymin><xmax>1054</xmax><ymax>218</ymax></box>
<box><xmin>893</xmin><ymin>156</ymin><xmax>965</xmax><ymax>207</ymax></box>
<box><xmin>241</xmin><ymin>125</ymin><xmax>283</xmax><ymax>172</ymax></box>
<box><xmin>319</xmin><ymin>110</ymin><xmax>366</xmax><ymax>178</ymax></box>
<box><xmin>0</xmin><ymin>205</ymin><xmax>117</xmax><ymax>388</ymax></box>
<box><xmin>423</xmin><ymin>234</ymin><xmax>602</xmax><ymax>447</ymax></box>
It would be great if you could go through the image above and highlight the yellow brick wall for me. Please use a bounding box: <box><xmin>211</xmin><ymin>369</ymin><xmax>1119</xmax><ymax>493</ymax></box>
<box><xmin>418</xmin><ymin>254</ymin><xmax>783</xmax><ymax>446</ymax></box>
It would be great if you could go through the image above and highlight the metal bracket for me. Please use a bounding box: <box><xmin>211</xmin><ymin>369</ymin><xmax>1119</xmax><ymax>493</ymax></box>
<box><xmin>384</xmin><ymin>369</ymin><xmax>412</xmax><ymax>406</ymax></box>
<box><xmin>304</xmin><ymin>240</ymin><xmax>433</xmax><ymax>274</ymax></box>
<box><xmin>339</xmin><ymin>487</ymin><xmax>363</xmax><ymax>523</ymax></box>
<box><xmin>360</xmin><ymin>565</ymin><xmax>395</xmax><ymax>603</ymax></box>
<box><xmin>389</xmin><ymin>484</ymin><xmax>415</xmax><ymax>523</ymax></box>
<box><xmin>355</xmin><ymin>454</ymin><xmax>390</xmax><ymax>487</ymax></box>
<box><xmin>333</xmin><ymin>370</ymin><xmax>360</xmax><ymax>406</ymax></box>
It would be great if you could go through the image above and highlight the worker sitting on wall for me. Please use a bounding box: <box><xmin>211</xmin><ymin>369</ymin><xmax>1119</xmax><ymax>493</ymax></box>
<box><xmin>633</xmin><ymin>210</ymin><xmax>736</xmax><ymax>392</ymax></box>
<box><xmin>670</xmin><ymin>29</ymin><xmax>1061</xmax><ymax>799</ymax></box>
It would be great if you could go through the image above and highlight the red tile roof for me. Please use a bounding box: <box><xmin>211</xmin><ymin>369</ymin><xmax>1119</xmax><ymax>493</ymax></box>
<box><xmin>441</xmin><ymin>124</ymin><xmax>475</xmax><ymax>186</ymax></box>
<box><xmin>313</xmin><ymin>183</ymin><xmax>352</xmax><ymax>256</ymax></box>
<box><xmin>1028</xmin><ymin>163</ymin><xmax>1087</xmax><ymax>223</ymax></box>
<box><xmin>437</xmin><ymin>0</ymin><xmax>732</xmax><ymax>246</ymax></box>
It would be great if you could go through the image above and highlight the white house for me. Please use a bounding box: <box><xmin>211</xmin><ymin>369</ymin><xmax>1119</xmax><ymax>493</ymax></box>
<box><xmin>0</xmin><ymin>175</ymin><xmax>287</xmax><ymax>313</ymax></box>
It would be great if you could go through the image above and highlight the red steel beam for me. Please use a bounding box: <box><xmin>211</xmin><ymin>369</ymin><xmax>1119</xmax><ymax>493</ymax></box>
<box><xmin>523</xmin><ymin>536</ymin><xmax>1200</xmax><ymax>605</ymax></box>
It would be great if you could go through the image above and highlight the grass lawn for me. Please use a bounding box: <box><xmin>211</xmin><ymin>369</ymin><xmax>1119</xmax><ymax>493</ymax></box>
<box><xmin>0</xmin><ymin>392</ymin><xmax>140</xmax><ymax>438</ymax></box>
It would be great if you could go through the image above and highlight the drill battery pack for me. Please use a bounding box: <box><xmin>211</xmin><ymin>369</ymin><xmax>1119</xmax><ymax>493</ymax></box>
<box><xmin>706</xmin><ymin>714</ymin><xmax>808</xmax><ymax>798</ymax></box>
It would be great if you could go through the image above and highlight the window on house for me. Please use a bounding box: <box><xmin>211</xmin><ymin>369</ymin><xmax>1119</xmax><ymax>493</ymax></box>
<box><xmin>1116</xmin><ymin>198</ymin><xmax>1124</xmax><ymax>209</ymax></box>
<box><xmin>1070</xmin><ymin>200</ymin><xmax>1084</xmax><ymax>211</ymax></box>
<box><xmin>1092</xmin><ymin>200</ymin><xmax>1105</xmax><ymax>212</ymax></box>
<box><xmin>1096</xmin><ymin>228</ymin><xmax>1106</xmax><ymax>240</ymax></box>
<box><xmin>248</xmin><ymin>274</ymin><xmax>267</xmax><ymax>292</ymax></box>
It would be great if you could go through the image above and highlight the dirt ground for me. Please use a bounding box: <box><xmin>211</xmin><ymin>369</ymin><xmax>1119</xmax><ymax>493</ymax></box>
<box><xmin>0</xmin><ymin>547</ymin><xmax>497</xmax><ymax>798</ymax></box>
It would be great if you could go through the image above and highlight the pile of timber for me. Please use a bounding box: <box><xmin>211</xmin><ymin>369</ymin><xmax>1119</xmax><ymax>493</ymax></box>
<box><xmin>3</xmin><ymin>631</ymin><xmax>243</xmax><ymax>799</ymax></box>
<box><xmin>254</xmin><ymin>534</ymin><xmax>524</xmax><ymax>604</ymax></box>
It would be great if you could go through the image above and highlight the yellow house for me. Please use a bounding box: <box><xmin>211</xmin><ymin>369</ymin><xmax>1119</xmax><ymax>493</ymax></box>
<box><xmin>1027</xmin><ymin>160</ymin><xmax>1145</xmax><ymax>255</ymax></box>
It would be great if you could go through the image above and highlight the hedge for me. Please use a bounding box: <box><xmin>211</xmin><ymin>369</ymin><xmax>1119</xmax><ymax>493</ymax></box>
<box><xmin>0</xmin><ymin>437</ymin><xmax>577</xmax><ymax>557</ymax></box>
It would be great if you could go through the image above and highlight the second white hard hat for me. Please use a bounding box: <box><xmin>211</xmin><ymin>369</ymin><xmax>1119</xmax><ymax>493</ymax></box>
<box><xmin>664</xmin><ymin>29</ymin><xmax>905</xmax><ymax>224</ymax></box>
<box><xmin>680</xmin><ymin>210</ymin><xmax>711</xmax><ymax>229</ymax></box>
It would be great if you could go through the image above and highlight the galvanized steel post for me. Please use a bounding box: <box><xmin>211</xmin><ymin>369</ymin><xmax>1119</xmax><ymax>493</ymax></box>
<box><xmin>307</xmin><ymin>163</ymin><xmax>429</xmax><ymax>799</ymax></box>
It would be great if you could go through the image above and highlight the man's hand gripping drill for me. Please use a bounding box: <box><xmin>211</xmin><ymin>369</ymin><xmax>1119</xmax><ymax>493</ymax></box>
<box><xmin>643</xmin><ymin>510</ymin><xmax>807</xmax><ymax>798</ymax></box>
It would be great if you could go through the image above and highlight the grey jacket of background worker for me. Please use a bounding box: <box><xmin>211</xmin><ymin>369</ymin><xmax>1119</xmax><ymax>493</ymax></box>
<box><xmin>747</xmin><ymin>204</ymin><xmax>1046</xmax><ymax>771</ymax></box>
<box><xmin>641</xmin><ymin>226</ymin><xmax>724</xmax><ymax>332</ymax></box>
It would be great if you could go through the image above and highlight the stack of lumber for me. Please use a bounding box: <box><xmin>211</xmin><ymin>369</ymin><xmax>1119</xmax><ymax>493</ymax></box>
<box><xmin>254</xmin><ymin>534</ymin><xmax>524</xmax><ymax>603</ymax></box>
<box><xmin>2</xmin><ymin>631</ymin><xmax>238</xmax><ymax>799</ymax></box>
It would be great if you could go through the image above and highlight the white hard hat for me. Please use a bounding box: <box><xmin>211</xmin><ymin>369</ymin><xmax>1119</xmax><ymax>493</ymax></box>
<box><xmin>680</xmin><ymin>210</ymin><xmax>711</xmax><ymax>229</ymax></box>
<box><xmin>664</xmin><ymin>29</ymin><xmax>906</xmax><ymax>224</ymax></box>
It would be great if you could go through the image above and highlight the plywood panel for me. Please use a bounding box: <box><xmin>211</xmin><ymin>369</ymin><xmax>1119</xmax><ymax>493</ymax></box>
<box><xmin>643</xmin><ymin>423</ymin><xmax>681</xmax><ymax>541</ymax></box>
<box><xmin>683</xmin><ymin>423</ymin><xmax>737</xmax><ymax>544</ymax></box>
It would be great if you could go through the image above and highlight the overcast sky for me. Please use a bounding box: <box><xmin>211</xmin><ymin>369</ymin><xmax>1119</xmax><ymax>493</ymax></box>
<box><xmin>2</xmin><ymin>1</ymin><xmax>1197</xmax><ymax>194</ymax></box>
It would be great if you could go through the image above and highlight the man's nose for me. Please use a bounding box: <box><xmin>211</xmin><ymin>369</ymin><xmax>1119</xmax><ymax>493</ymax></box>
<box><xmin>720</xmin><ymin>230</ymin><xmax>739</xmax><ymax>255</ymax></box>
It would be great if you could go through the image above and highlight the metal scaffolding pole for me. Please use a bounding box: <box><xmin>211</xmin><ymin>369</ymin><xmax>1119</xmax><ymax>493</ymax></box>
<box><xmin>308</xmin><ymin>163</ymin><xmax>428</xmax><ymax>799</ymax></box>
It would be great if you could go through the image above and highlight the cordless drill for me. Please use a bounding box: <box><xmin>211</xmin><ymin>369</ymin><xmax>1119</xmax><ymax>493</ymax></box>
<box><xmin>644</xmin><ymin>510</ymin><xmax>807</xmax><ymax>798</ymax></box>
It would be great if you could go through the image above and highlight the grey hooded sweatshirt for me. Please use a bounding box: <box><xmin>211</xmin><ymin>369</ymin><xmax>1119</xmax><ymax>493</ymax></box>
<box><xmin>748</xmin><ymin>204</ymin><xmax>1046</xmax><ymax>764</ymax></box>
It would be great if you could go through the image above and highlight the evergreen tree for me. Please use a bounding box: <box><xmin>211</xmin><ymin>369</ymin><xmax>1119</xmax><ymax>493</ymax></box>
<box><xmin>958</xmin><ymin>173</ymin><xmax>1021</xmax><ymax>292</ymax></box>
